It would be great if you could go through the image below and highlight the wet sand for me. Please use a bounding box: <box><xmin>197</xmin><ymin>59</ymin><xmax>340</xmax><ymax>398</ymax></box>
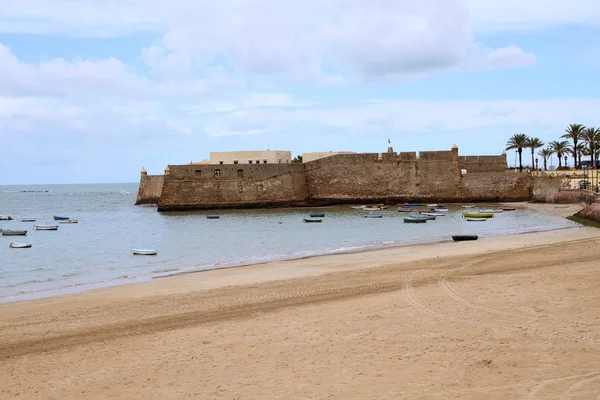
<box><xmin>1</xmin><ymin>219</ymin><xmax>600</xmax><ymax>399</ymax></box>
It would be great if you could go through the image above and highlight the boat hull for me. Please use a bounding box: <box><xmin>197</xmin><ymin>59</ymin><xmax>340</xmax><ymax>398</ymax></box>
<box><xmin>404</xmin><ymin>218</ymin><xmax>427</xmax><ymax>223</ymax></box>
<box><xmin>59</xmin><ymin>219</ymin><xmax>78</xmax><ymax>224</ymax></box>
<box><xmin>466</xmin><ymin>217</ymin><xmax>487</xmax><ymax>222</ymax></box>
<box><xmin>303</xmin><ymin>218</ymin><xmax>322</xmax><ymax>223</ymax></box>
<box><xmin>53</xmin><ymin>216</ymin><xmax>69</xmax><ymax>220</ymax></box>
<box><xmin>34</xmin><ymin>225</ymin><xmax>59</xmax><ymax>230</ymax></box>
<box><xmin>364</xmin><ymin>214</ymin><xmax>383</xmax><ymax>218</ymax></box>
<box><xmin>309</xmin><ymin>212</ymin><xmax>325</xmax><ymax>218</ymax></box>
<box><xmin>10</xmin><ymin>242</ymin><xmax>32</xmax><ymax>248</ymax></box>
<box><xmin>132</xmin><ymin>249</ymin><xmax>158</xmax><ymax>255</ymax></box>
<box><xmin>2</xmin><ymin>230</ymin><xmax>27</xmax><ymax>236</ymax></box>
<box><xmin>463</xmin><ymin>213</ymin><xmax>493</xmax><ymax>218</ymax></box>
<box><xmin>452</xmin><ymin>235</ymin><xmax>479</xmax><ymax>241</ymax></box>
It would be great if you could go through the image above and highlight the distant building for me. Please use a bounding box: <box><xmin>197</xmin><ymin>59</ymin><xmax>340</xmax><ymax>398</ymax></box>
<box><xmin>209</xmin><ymin>150</ymin><xmax>291</xmax><ymax>165</ymax></box>
<box><xmin>302</xmin><ymin>151</ymin><xmax>355</xmax><ymax>163</ymax></box>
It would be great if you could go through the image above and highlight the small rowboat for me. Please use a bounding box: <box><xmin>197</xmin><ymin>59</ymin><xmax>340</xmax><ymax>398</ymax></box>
<box><xmin>452</xmin><ymin>235</ymin><xmax>478</xmax><ymax>241</ymax></box>
<box><xmin>21</xmin><ymin>218</ymin><xmax>36</xmax><ymax>222</ymax></box>
<box><xmin>397</xmin><ymin>207</ymin><xmax>413</xmax><ymax>212</ymax></box>
<box><xmin>463</xmin><ymin>213</ymin><xmax>493</xmax><ymax>218</ymax></box>
<box><xmin>404</xmin><ymin>203</ymin><xmax>422</xmax><ymax>207</ymax></box>
<box><xmin>364</xmin><ymin>213</ymin><xmax>383</xmax><ymax>218</ymax></box>
<box><xmin>60</xmin><ymin>219</ymin><xmax>78</xmax><ymax>224</ymax></box>
<box><xmin>34</xmin><ymin>225</ymin><xmax>59</xmax><ymax>230</ymax></box>
<box><xmin>206</xmin><ymin>215</ymin><xmax>220</xmax><ymax>219</ymax></box>
<box><xmin>0</xmin><ymin>215</ymin><xmax>13</xmax><ymax>220</ymax></box>
<box><xmin>502</xmin><ymin>207</ymin><xmax>517</xmax><ymax>211</ymax></box>
<box><xmin>404</xmin><ymin>217</ymin><xmax>427</xmax><ymax>223</ymax></box>
<box><xmin>363</xmin><ymin>206</ymin><xmax>381</xmax><ymax>211</ymax></box>
<box><xmin>427</xmin><ymin>204</ymin><xmax>438</xmax><ymax>207</ymax></box>
<box><xmin>351</xmin><ymin>205</ymin><xmax>365</xmax><ymax>209</ymax></box>
<box><xmin>132</xmin><ymin>249</ymin><xmax>158</xmax><ymax>255</ymax></box>
<box><xmin>432</xmin><ymin>207</ymin><xmax>448</xmax><ymax>212</ymax></box>
<box><xmin>10</xmin><ymin>242</ymin><xmax>32</xmax><ymax>248</ymax></box>
<box><xmin>420</xmin><ymin>211</ymin><xmax>443</xmax><ymax>216</ymax></box>
<box><xmin>309</xmin><ymin>212</ymin><xmax>325</xmax><ymax>218</ymax></box>
<box><xmin>460</xmin><ymin>205</ymin><xmax>475</xmax><ymax>209</ymax></box>
<box><xmin>2</xmin><ymin>230</ymin><xmax>27</xmax><ymax>236</ymax></box>
<box><xmin>466</xmin><ymin>217</ymin><xmax>487</xmax><ymax>222</ymax></box>
<box><xmin>53</xmin><ymin>216</ymin><xmax>69</xmax><ymax>220</ymax></box>
<box><xmin>479</xmin><ymin>209</ymin><xmax>502</xmax><ymax>214</ymax></box>
<box><xmin>303</xmin><ymin>218</ymin><xmax>322</xmax><ymax>223</ymax></box>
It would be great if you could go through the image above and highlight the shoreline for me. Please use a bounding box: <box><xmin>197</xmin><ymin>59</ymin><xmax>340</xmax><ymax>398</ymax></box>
<box><xmin>0</xmin><ymin>202</ymin><xmax>584</xmax><ymax>304</ymax></box>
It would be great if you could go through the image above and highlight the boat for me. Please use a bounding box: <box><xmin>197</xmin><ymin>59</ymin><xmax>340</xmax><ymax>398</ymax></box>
<box><xmin>0</xmin><ymin>215</ymin><xmax>12</xmax><ymax>220</ymax></box>
<box><xmin>364</xmin><ymin>213</ymin><xmax>383</xmax><ymax>218</ymax></box>
<box><xmin>502</xmin><ymin>207</ymin><xmax>517</xmax><ymax>211</ymax></box>
<box><xmin>21</xmin><ymin>218</ymin><xmax>36</xmax><ymax>222</ymax></box>
<box><xmin>419</xmin><ymin>215</ymin><xmax>436</xmax><ymax>220</ymax></box>
<box><xmin>34</xmin><ymin>224</ymin><xmax>59</xmax><ymax>230</ymax></box>
<box><xmin>427</xmin><ymin>204</ymin><xmax>438</xmax><ymax>207</ymax></box>
<box><xmin>309</xmin><ymin>212</ymin><xmax>325</xmax><ymax>218</ymax></box>
<box><xmin>59</xmin><ymin>219</ymin><xmax>78</xmax><ymax>224</ymax></box>
<box><xmin>303</xmin><ymin>218</ymin><xmax>322</xmax><ymax>223</ymax></box>
<box><xmin>460</xmin><ymin>205</ymin><xmax>475</xmax><ymax>209</ymax></box>
<box><xmin>479</xmin><ymin>209</ymin><xmax>502</xmax><ymax>214</ymax></box>
<box><xmin>397</xmin><ymin>207</ymin><xmax>413</xmax><ymax>212</ymax></box>
<box><xmin>206</xmin><ymin>215</ymin><xmax>220</xmax><ymax>219</ymax></box>
<box><xmin>53</xmin><ymin>216</ymin><xmax>69</xmax><ymax>220</ymax></box>
<box><xmin>404</xmin><ymin>217</ymin><xmax>427</xmax><ymax>223</ymax></box>
<box><xmin>463</xmin><ymin>212</ymin><xmax>493</xmax><ymax>218</ymax></box>
<box><xmin>404</xmin><ymin>203</ymin><xmax>422</xmax><ymax>207</ymax></box>
<box><xmin>351</xmin><ymin>205</ymin><xmax>365</xmax><ymax>209</ymax></box>
<box><xmin>2</xmin><ymin>230</ymin><xmax>27</xmax><ymax>236</ymax></box>
<box><xmin>9</xmin><ymin>242</ymin><xmax>32</xmax><ymax>248</ymax></box>
<box><xmin>363</xmin><ymin>206</ymin><xmax>381</xmax><ymax>211</ymax></box>
<box><xmin>132</xmin><ymin>249</ymin><xmax>158</xmax><ymax>255</ymax></box>
<box><xmin>466</xmin><ymin>217</ymin><xmax>487</xmax><ymax>222</ymax></box>
<box><xmin>432</xmin><ymin>208</ymin><xmax>448</xmax><ymax>212</ymax></box>
<box><xmin>421</xmin><ymin>212</ymin><xmax>443</xmax><ymax>217</ymax></box>
<box><xmin>452</xmin><ymin>235</ymin><xmax>479</xmax><ymax>241</ymax></box>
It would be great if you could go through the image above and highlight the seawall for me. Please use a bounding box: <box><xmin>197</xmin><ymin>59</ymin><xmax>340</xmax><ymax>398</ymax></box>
<box><xmin>135</xmin><ymin>174</ymin><xmax>164</xmax><ymax>205</ymax></box>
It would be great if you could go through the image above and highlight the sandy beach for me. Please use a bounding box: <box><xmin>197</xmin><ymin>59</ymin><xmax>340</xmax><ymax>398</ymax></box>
<box><xmin>2</xmin><ymin>207</ymin><xmax>600</xmax><ymax>399</ymax></box>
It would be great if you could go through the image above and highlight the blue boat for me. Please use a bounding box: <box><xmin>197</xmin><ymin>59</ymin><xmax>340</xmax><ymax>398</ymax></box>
<box><xmin>309</xmin><ymin>212</ymin><xmax>325</xmax><ymax>218</ymax></box>
<box><xmin>404</xmin><ymin>217</ymin><xmax>428</xmax><ymax>223</ymax></box>
<box><xmin>404</xmin><ymin>203</ymin><xmax>422</xmax><ymax>207</ymax></box>
<box><xmin>53</xmin><ymin>216</ymin><xmax>69</xmax><ymax>220</ymax></box>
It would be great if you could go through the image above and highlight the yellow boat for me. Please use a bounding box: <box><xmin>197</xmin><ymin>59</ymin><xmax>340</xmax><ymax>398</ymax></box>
<box><xmin>462</xmin><ymin>212</ymin><xmax>494</xmax><ymax>218</ymax></box>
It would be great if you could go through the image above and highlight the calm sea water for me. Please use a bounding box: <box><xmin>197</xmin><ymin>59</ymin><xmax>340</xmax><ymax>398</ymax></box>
<box><xmin>0</xmin><ymin>183</ymin><xmax>579</xmax><ymax>302</ymax></box>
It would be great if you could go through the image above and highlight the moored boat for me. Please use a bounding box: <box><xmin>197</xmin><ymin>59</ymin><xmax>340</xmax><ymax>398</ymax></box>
<box><xmin>397</xmin><ymin>207</ymin><xmax>413</xmax><ymax>212</ymax></box>
<box><xmin>206</xmin><ymin>215</ymin><xmax>220</xmax><ymax>219</ymax></box>
<box><xmin>432</xmin><ymin>207</ymin><xmax>448</xmax><ymax>212</ymax></box>
<box><xmin>309</xmin><ymin>212</ymin><xmax>325</xmax><ymax>218</ymax></box>
<box><xmin>404</xmin><ymin>203</ymin><xmax>422</xmax><ymax>207</ymax></box>
<box><xmin>0</xmin><ymin>215</ymin><xmax>12</xmax><ymax>220</ymax></box>
<box><xmin>479</xmin><ymin>209</ymin><xmax>502</xmax><ymax>214</ymax></box>
<box><xmin>502</xmin><ymin>207</ymin><xmax>517</xmax><ymax>211</ymax></box>
<box><xmin>420</xmin><ymin>211</ymin><xmax>443</xmax><ymax>216</ymax></box>
<box><xmin>351</xmin><ymin>205</ymin><xmax>365</xmax><ymax>209</ymax></box>
<box><xmin>53</xmin><ymin>216</ymin><xmax>69</xmax><ymax>220</ymax></box>
<box><xmin>2</xmin><ymin>230</ymin><xmax>27</xmax><ymax>236</ymax></box>
<box><xmin>404</xmin><ymin>217</ymin><xmax>427</xmax><ymax>223</ymax></box>
<box><xmin>452</xmin><ymin>235</ymin><xmax>478</xmax><ymax>241</ymax></box>
<box><xmin>303</xmin><ymin>218</ymin><xmax>322</xmax><ymax>223</ymax></box>
<box><xmin>34</xmin><ymin>224</ymin><xmax>59</xmax><ymax>230</ymax></box>
<box><xmin>466</xmin><ymin>217</ymin><xmax>487</xmax><ymax>222</ymax></box>
<box><xmin>462</xmin><ymin>212</ymin><xmax>493</xmax><ymax>218</ymax></box>
<box><xmin>9</xmin><ymin>242</ymin><xmax>32</xmax><ymax>248</ymax></box>
<box><xmin>460</xmin><ymin>205</ymin><xmax>475</xmax><ymax>209</ymax></box>
<box><xmin>363</xmin><ymin>206</ymin><xmax>381</xmax><ymax>211</ymax></box>
<box><xmin>364</xmin><ymin>213</ymin><xmax>383</xmax><ymax>218</ymax></box>
<box><xmin>132</xmin><ymin>249</ymin><xmax>158</xmax><ymax>255</ymax></box>
<box><xmin>21</xmin><ymin>218</ymin><xmax>36</xmax><ymax>222</ymax></box>
<box><xmin>59</xmin><ymin>219</ymin><xmax>78</xmax><ymax>224</ymax></box>
<box><xmin>419</xmin><ymin>215</ymin><xmax>436</xmax><ymax>220</ymax></box>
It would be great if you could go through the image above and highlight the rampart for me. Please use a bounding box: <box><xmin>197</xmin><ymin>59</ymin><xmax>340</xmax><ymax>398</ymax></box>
<box><xmin>135</xmin><ymin>174</ymin><xmax>164</xmax><ymax>205</ymax></box>
<box><xmin>137</xmin><ymin>147</ymin><xmax>534</xmax><ymax>211</ymax></box>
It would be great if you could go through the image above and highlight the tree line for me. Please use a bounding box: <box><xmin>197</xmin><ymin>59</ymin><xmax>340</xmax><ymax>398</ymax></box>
<box><xmin>506</xmin><ymin>124</ymin><xmax>600</xmax><ymax>171</ymax></box>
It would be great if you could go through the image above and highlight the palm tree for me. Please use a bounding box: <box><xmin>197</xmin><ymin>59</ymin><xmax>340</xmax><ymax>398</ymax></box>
<box><xmin>569</xmin><ymin>142</ymin><xmax>586</xmax><ymax>170</ymax></box>
<box><xmin>549</xmin><ymin>140</ymin><xmax>569</xmax><ymax>169</ymax></box>
<box><xmin>505</xmin><ymin>133</ymin><xmax>529</xmax><ymax>171</ymax></box>
<box><xmin>561</xmin><ymin>123</ymin><xmax>586</xmax><ymax>168</ymax></box>
<box><xmin>537</xmin><ymin>147</ymin><xmax>553</xmax><ymax>171</ymax></box>
<box><xmin>582</xmin><ymin>127</ymin><xmax>600</xmax><ymax>169</ymax></box>
<box><xmin>526</xmin><ymin>137</ymin><xmax>544</xmax><ymax>170</ymax></box>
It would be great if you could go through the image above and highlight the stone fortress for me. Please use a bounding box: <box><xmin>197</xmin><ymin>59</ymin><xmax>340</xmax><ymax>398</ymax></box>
<box><xmin>136</xmin><ymin>145</ymin><xmax>542</xmax><ymax>211</ymax></box>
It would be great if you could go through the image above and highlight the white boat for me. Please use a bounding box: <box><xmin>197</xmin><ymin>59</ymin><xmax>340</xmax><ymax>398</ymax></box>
<box><xmin>363</xmin><ymin>206</ymin><xmax>381</xmax><ymax>211</ymax></box>
<box><xmin>466</xmin><ymin>217</ymin><xmax>487</xmax><ymax>222</ymax></box>
<box><xmin>421</xmin><ymin>211</ymin><xmax>444</xmax><ymax>216</ymax></box>
<box><xmin>34</xmin><ymin>224</ymin><xmax>59</xmax><ymax>230</ymax></box>
<box><xmin>10</xmin><ymin>242</ymin><xmax>32</xmax><ymax>248</ymax></box>
<box><xmin>480</xmin><ymin>209</ymin><xmax>503</xmax><ymax>214</ymax></box>
<box><xmin>427</xmin><ymin>204</ymin><xmax>438</xmax><ymax>207</ymax></box>
<box><xmin>460</xmin><ymin>205</ymin><xmax>475</xmax><ymax>209</ymax></box>
<box><xmin>351</xmin><ymin>205</ymin><xmax>365</xmax><ymax>209</ymax></box>
<box><xmin>0</xmin><ymin>215</ymin><xmax>13</xmax><ymax>220</ymax></box>
<box><xmin>59</xmin><ymin>219</ymin><xmax>78</xmax><ymax>224</ymax></box>
<box><xmin>132</xmin><ymin>249</ymin><xmax>158</xmax><ymax>256</ymax></box>
<box><xmin>433</xmin><ymin>207</ymin><xmax>448</xmax><ymax>212</ymax></box>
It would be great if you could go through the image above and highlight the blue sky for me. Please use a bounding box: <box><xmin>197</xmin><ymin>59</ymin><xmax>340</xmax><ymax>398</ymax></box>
<box><xmin>1</xmin><ymin>0</ymin><xmax>600</xmax><ymax>184</ymax></box>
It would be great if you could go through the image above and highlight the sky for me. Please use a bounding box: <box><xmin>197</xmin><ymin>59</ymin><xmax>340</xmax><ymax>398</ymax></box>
<box><xmin>1</xmin><ymin>0</ymin><xmax>600</xmax><ymax>184</ymax></box>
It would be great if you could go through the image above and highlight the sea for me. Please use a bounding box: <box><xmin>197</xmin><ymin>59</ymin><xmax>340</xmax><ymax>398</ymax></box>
<box><xmin>0</xmin><ymin>183</ymin><xmax>580</xmax><ymax>303</ymax></box>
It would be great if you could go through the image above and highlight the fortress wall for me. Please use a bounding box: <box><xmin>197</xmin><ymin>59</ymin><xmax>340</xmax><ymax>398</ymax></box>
<box><xmin>157</xmin><ymin>164</ymin><xmax>308</xmax><ymax>211</ymax></box>
<box><xmin>532</xmin><ymin>175</ymin><xmax>571</xmax><ymax>202</ymax></box>
<box><xmin>459</xmin><ymin>155</ymin><xmax>507</xmax><ymax>173</ymax></box>
<box><xmin>135</xmin><ymin>175</ymin><xmax>164</xmax><ymax>205</ymax></box>
<box><xmin>459</xmin><ymin>172</ymin><xmax>533</xmax><ymax>201</ymax></box>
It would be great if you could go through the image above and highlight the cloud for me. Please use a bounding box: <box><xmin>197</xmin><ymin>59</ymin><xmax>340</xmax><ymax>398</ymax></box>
<box><xmin>485</xmin><ymin>45</ymin><xmax>537</xmax><ymax>69</ymax></box>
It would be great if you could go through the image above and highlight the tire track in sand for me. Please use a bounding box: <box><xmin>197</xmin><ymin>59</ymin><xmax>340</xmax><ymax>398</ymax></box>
<box><xmin>527</xmin><ymin>371</ymin><xmax>600</xmax><ymax>399</ymax></box>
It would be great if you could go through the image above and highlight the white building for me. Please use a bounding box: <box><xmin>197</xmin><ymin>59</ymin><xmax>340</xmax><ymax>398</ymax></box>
<box><xmin>209</xmin><ymin>150</ymin><xmax>292</xmax><ymax>165</ymax></box>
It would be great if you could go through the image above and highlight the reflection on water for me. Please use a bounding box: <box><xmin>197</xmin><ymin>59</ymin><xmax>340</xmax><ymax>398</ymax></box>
<box><xmin>0</xmin><ymin>183</ymin><xmax>578</xmax><ymax>302</ymax></box>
